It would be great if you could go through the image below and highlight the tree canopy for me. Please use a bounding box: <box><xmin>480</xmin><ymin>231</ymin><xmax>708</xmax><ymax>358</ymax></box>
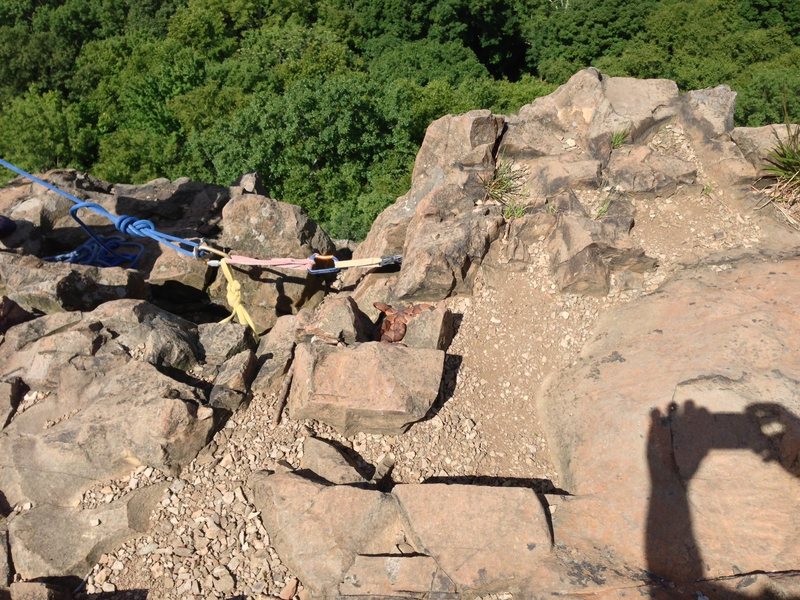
<box><xmin>1</xmin><ymin>0</ymin><xmax>798</xmax><ymax>238</ymax></box>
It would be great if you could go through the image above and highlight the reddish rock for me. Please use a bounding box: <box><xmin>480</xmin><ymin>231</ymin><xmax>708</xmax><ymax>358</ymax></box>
<box><xmin>288</xmin><ymin>342</ymin><xmax>444</xmax><ymax>435</ymax></box>
<box><xmin>540</xmin><ymin>255</ymin><xmax>800</xmax><ymax>585</ymax></box>
<box><xmin>248</xmin><ymin>471</ymin><xmax>414</xmax><ymax>598</ymax></box>
<box><xmin>393</xmin><ymin>483</ymin><xmax>552</xmax><ymax>593</ymax></box>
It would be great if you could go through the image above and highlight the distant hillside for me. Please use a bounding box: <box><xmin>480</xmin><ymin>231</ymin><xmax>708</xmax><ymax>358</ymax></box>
<box><xmin>1</xmin><ymin>0</ymin><xmax>798</xmax><ymax>238</ymax></box>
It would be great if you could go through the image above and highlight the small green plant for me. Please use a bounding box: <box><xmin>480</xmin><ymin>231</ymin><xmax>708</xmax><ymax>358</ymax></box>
<box><xmin>611</xmin><ymin>128</ymin><xmax>630</xmax><ymax>150</ymax></box>
<box><xmin>763</xmin><ymin>121</ymin><xmax>800</xmax><ymax>207</ymax></box>
<box><xmin>481</xmin><ymin>158</ymin><xmax>530</xmax><ymax>220</ymax></box>
<box><xmin>595</xmin><ymin>195</ymin><xmax>612</xmax><ymax>219</ymax></box>
<box><xmin>701</xmin><ymin>182</ymin><xmax>714</xmax><ymax>197</ymax></box>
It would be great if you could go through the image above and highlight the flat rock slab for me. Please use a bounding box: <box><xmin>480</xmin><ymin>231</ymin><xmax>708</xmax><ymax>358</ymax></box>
<box><xmin>394</xmin><ymin>484</ymin><xmax>552</xmax><ymax>592</ymax></box>
<box><xmin>249</xmin><ymin>470</ymin><xmax>553</xmax><ymax>598</ymax></box>
<box><xmin>289</xmin><ymin>342</ymin><xmax>444</xmax><ymax>435</ymax></box>
<box><xmin>540</xmin><ymin>254</ymin><xmax>800</xmax><ymax>587</ymax></box>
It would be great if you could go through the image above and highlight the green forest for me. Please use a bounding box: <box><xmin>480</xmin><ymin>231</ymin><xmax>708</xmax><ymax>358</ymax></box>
<box><xmin>1</xmin><ymin>0</ymin><xmax>799</xmax><ymax>238</ymax></box>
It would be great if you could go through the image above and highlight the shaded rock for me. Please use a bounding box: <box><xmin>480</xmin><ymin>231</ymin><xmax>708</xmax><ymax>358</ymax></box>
<box><xmin>391</xmin><ymin>304</ymin><xmax>454</xmax><ymax>351</ymax></box>
<box><xmin>731</xmin><ymin>125</ymin><xmax>790</xmax><ymax>175</ymax></box>
<box><xmin>198</xmin><ymin>321</ymin><xmax>255</xmax><ymax>367</ymax></box>
<box><xmin>300</xmin><ymin>437</ymin><xmax>368</xmax><ymax>485</ymax></box>
<box><xmin>288</xmin><ymin>342</ymin><xmax>444</xmax><ymax>435</ymax></box>
<box><xmin>0</xmin><ymin>255</ymin><xmax>148</xmax><ymax>314</ymax></box>
<box><xmin>607</xmin><ymin>145</ymin><xmax>697</xmax><ymax>194</ymax></box>
<box><xmin>209</xmin><ymin>350</ymin><xmax>258</xmax><ymax>411</ymax></box>
<box><xmin>340</xmin><ymin>555</ymin><xmax>456</xmax><ymax>597</ymax></box>
<box><xmin>248</xmin><ymin>471</ymin><xmax>412</xmax><ymax>598</ymax></box>
<box><xmin>0</xmin><ymin>297</ymin><xmax>35</xmax><ymax>335</ymax></box>
<box><xmin>483</xmin><ymin>212</ymin><xmax>557</xmax><ymax>274</ymax></box>
<box><xmin>546</xmin><ymin>192</ymin><xmax>656</xmax><ymax>295</ymax></box>
<box><xmin>393</xmin><ymin>484</ymin><xmax>551</xmax><ymax>593</ymax></box>
<box><xmin>680</xmin><ymin>85</ymin><xmax>736</xmax><ymax>138</ymax></box>
<box><xmin>0</xmin><ymin>524</ymin><xmax>9</xmax><ymax>588</ymax></box>
<box><xmin>520</xmin><ymin>157</ymin><xmax>602</xmax><ymax>198</ymax></box>
<box><xmin>208</xmin><ymin>260</ymin><xmax>328</xmax><ymax>333</ymax></box>
<box><xmin>344</xmin><ymin>110</ymin><xmax>505</xmax><ymax>293</ymax></box>
<box><xmin>539</xmin><ymin>255</ymin><xmax>800</xmax><ymax>585</ymax></box>
<box><xmin>299</xmin><ymin>296</ymin><xmax>373</xmax><ymax>345</ymax></box>
<box><xmin>252</xmin><ymin>315</ymin><xmax>297</xmax><ymax>395</ymax></box>
<box><xmin>350</xmin><ymin>273</ymin><xmax>397</xmax><ymax>322</ymax></box>
<box><xmin>8</xmin><ymin>582</ymin><xmax>71</xmax><ymax>600</ymax></box>
<box><xmin>0</xmin><ymin>301</ymin><xmax>213</xmax><ymax>507</ymax></box>
<box><xmin>391</xmin><ymin>180</ymin><xmax>504</xmax><ymax>302</ymax></box>
<box><xmin>9</xmin><ymin>483</ymin><xmax>168</xmax><ymax>580</ymax></box>
<box><xmin>1</xmin><ymin>378</ymin><xmax>25</xmax><ymax>430</ymax></box>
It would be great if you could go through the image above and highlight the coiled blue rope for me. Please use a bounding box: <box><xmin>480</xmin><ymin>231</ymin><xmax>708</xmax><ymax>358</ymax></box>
<box><xmin>0</xmin><ymin>158</ymin><xmax>201</xmax><ymax>268</ymax></box>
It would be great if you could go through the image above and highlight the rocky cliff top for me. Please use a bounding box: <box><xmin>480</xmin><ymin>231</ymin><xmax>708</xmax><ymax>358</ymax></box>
<box><xmin>1</xmin><ymin>69</ymin><xmax>799</xmax><ymax>600</ymax></box>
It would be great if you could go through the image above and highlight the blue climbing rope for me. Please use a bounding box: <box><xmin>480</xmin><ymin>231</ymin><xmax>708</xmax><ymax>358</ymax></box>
<box><xmin>0</xmin><ymin>158</ymin><xmax>201</xmax><ymax>267</ymax></box>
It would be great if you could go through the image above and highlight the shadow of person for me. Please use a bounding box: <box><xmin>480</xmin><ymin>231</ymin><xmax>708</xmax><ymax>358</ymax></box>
<box><xmin>646</xmin><ymin>400</ymin><xmax>800</xmax><ymax>598</ymax></box>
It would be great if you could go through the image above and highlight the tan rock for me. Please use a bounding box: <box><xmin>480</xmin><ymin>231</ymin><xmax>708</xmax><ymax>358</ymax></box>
<box><xmin>402</xmin><ymin>303</ymin><xmax>455</xmax><ymax>351</ymax></box>
<box><xmin>9</xmin><ymin>483</ymin><xmax>168</xmax><ymax>580</ymax></box>
<box><xmin>344</xmin><ymin>110</ymin><xmax>505</xmax><ymax>295</ymax></box>
<box><xmin>298</xmin><ymin>296</ymin><xmax>373</xmax><ymax>345</ymax></box>
<box><xmin>288</xmin><ymin>342</ymin><xmax>444</xmax><ymax>435</ymax></box>
<box><xmin>546</xmin><ymin>193</ymin><xmax>655</xmax><ymax>295</ymax></box>
<box><xmin>248</xmin><ymin>471</ymin><xmax>412</xmax><ymax>597</ymax></box>
<box><xmin>300</xmin><ymin>437</ymin><xmax>368</xmax><ymax>485</ymax></box>
<box><xmin>8</xmin><ymin>582</ymin><xmax>71</xmax><ymax>600</ymax></box>
<box><xmin>607</xmin><ymin>145</ymin><xmax>697</xmax><ymax>194</ymax></box>
<box><xmin>339</xmin><ymin>555</ymin><xmax>456</xmax><ymax>596</ymax></box>
<box><xmin>732</xmin><ymin>124</ymin><xmax>790</xmax><ymax>175</ymax></box>
<box><xmin>540</xmin><ymin>255</ymin><xmax>800</xmax><ymax>585</ymax></box>
<box><xmin>680</xmin><ymin>85</ymin><xmax>736</xmax><ymax>138</ymax></box>
<box><xmin>393</xmin><ymin>484</ymin><xmax>552</xmax><ymax>593</ymax></box>
<box><xmin>501</xmin><ymin>69</ymin><xmax>679</xmax><ymax>162</ymax></box>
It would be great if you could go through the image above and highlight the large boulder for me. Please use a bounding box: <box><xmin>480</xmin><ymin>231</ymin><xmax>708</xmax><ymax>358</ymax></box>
<box><xmin>539</xmin><ymin>254</ymin><xmax>800</xmax><ymax>592</ymax></box>
<box><xmin>219</xmin><ymin>191</ymin><xmax>334</xmax><ymax>260</ymax></box>
<box><xmin>345</xmin><ymin>110</ymin><xmax>506</xmax><ymax>299</ymax></box>
<box><xmin>209</xmin><ymin>192</ymin><xmax>335</xmax><ymax>331</ymax></box>
<box><xmin>546</xmin><ymin>191</ymin><xmax>656</xmax><ymax>295</ymax></box>
<box><xmin>288</xmin><ymin>342</ymin><xmax>444</xmax><ymax>435</ymax></box>
<box><xmin>0</xmin><ymin>300</ymin><xmax>214</xmax><ymax>508</ymax></box>
<box><xmin>501</xmin><ymin>69</ymin><xmax>679</xmax><ymax>167</ymax></box>
<box><xmin>731</xmin><ymin>125</ymin><xmax>791</xmax><ymax>176</ymax></box>
<box><xmin>248</xmin><ymin>467</ymin><xmax>553</xmax><ymax>597</ymax></box>
<box><xmin>0</xmin><ymin>254</ymin><xmax>148</xmax><ymax>314</ymax></box>
<box><xmin>8</xmin><ymin>483</ymin><xmax>168</xmax><ymax>580</ymax></box>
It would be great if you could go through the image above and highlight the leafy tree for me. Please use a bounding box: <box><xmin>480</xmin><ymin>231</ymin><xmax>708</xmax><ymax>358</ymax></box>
<box><xmin>0</xmin><ymin>90</ymin><xmax>71</xmax><ymax>172</ymax></box>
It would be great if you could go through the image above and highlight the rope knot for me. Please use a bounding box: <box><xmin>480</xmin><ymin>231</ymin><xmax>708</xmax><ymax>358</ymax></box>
<box><xmin>115</xmin><ymin>215</ymin><xmax>156</xmax><ymax>236</ymax></box>
<box><xmin>226</xmin><ymin>278</ymin><xmax>242</xmax><ymax>308</ymax></box>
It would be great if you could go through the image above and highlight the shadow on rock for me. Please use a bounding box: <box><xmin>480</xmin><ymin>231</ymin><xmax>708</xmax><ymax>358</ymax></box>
<box><xmin>646</xmin><ymin>400</ymin><xmax>800</xmax><ymax>598</ymax></box>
